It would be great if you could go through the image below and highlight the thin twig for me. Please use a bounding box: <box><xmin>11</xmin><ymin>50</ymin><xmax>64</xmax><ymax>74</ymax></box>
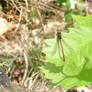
<box><xmin>28</xmin><ymin>72</ymin><xmax>39</xmax><ymax>90</ymax></box>
<box><xmin>25</xmin><ymin>0</ymin><xmax>28</xmax><ymax>10</ymax></box>
<box><xmin>11</xmin><ymin>0</ymin><xmax>20</xmax><ymax>12</ymax></box>
<box><xmin>23</xmin><ymin>53</ymin><xmax>28</xmax><ymax>82</ymax></box>
<box><xmin>24</xmin><ymin>72</ymin><xmax>39</xmax><ymax>90</ymax></box>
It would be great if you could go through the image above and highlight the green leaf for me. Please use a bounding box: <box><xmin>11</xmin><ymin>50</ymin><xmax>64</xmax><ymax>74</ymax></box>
<box><xmin>64</xmin><ymin>11</ymin><xmax>72</xmax><ymax>21</ymax></box>
<box><xmin>66</xmin><ymin>0</ymin><xmax>75</xmax><ymax>9</ymax></box>
<box><xmin>75</xmin><ymin>4</ymin><xmax>83</xmax><ymax>12</ymax></box>
<box><xmin>56</xmin><ymin>0</ymin><xmax>67</xmax><ymax>4</ymax></box>
<box><xmin>41</xmin><ymin>15</ymin><xmax>92</xmax><ymax>88</ymax></box>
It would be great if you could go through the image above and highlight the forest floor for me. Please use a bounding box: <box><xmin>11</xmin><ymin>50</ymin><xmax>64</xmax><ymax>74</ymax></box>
<box><xmin>0</xmin><ymin>0</ymin><xmax>92</xmax><ymax>92</ymax></box>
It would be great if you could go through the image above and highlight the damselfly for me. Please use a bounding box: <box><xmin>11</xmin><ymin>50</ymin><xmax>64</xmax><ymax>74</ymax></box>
<box><xmin>56</xmin><ymin>31</ymin><xmax>65</xmax><ymax>62</ymax></box>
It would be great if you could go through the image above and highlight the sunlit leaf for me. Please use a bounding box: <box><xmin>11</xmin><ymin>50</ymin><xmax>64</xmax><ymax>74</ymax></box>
<box><xmin>41</xmin><ymin>15</ymin><xmax>92</xmax><ymax>88</ymax></box>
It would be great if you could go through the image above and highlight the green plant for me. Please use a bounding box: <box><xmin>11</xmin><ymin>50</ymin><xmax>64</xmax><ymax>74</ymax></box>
<box><xmin>56</xmin><ymin>0</ymin><xmax>83</xmax><ymax>30</ymax></box>
<box><xmin>56</xmin><ymin>0</ymin><xmax>75</xmax><ymax>9</ymax></box>
<box><xmin>0</xmin><ymin>56</ymin><xmax>16</xmax><ymax>67</ymax></box>
<box><xmin>56</xmin><ymin>0</ymin><xmax>67</xmax><ymax>4</ymax></box>
<box><xmin>40</xmin><ymin>15</ymin><xmax>92</xmax><ymax>89</ymax></box>
<box><xmin>29</xmin><ymin>42</ymin><xmax>42</xmax><ymax>72</ymax></box>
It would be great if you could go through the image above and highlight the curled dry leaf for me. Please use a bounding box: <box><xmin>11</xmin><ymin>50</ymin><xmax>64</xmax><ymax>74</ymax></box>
<box><xmin>0</xmin><ymin>18</ymin><xmax>15</xmax><ymax>37</ymax></box>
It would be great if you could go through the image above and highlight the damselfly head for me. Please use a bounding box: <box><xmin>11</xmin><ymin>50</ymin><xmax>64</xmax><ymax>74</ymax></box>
<box><xmin>57</xmin><ymin>32</ymin><xmax>62</xmax><ymax>39</ymax></box>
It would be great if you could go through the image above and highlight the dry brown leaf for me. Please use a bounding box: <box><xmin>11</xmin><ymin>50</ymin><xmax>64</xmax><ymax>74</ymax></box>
<box><xmin>0</xmin><ymin>18</ymin><xmax>15</xmax><ymax>37</ymax></box>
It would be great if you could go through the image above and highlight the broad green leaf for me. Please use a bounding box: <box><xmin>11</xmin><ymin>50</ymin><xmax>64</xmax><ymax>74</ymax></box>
<box><xmin>41</xmin><ymin>15</ymin><xmax>92</xmax><ymax>88</ymax></box>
